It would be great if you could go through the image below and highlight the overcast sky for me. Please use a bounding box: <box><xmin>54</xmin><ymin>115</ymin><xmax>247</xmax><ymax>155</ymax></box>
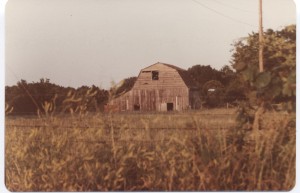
<box><xmin>5</xmin><ymin>0</ymin><xmax>296</xmax><ymax>89</ymax></box>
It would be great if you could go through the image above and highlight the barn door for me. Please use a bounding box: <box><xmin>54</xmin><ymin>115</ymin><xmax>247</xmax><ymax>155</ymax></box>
<box><xmin>167</xmin><ymin>103</ymin><xmax>174</xmax><ymax>111</ymax></box>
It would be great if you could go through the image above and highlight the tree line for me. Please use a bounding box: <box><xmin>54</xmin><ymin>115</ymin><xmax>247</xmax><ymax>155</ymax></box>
<box><xmin>5</xmin><ymin>79</ymin><xmax>108</xmax><ymax>116</ymax></box>
<box><xmin>5</xmin><ymin>25</ymin><xmax>295</xmax><ymax>115</ymax></box>
<box><xmin>5</xmin><ymin>64</ymin><xmax>236</xmax><ymax>115</ymax></box>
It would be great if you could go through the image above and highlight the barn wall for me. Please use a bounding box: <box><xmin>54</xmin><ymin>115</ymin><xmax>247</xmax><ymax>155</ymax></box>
<box><xmin>110</xmin><ymin>88</ymin><xmax>190</xmax><ymax>111</ymax></box>
<box><xmin>131</xmin><ymin>87</ymin><xmax>189</xmax><ymax>111</ymax></box>
<box><xmin>108</xmin><ymin>91</ymin><xmax>131</xmax><ymax>112</ymax></box>
<box><xmin>108</xmin><ymin>63</ymin><xmax>193</xmax><ymax>112</ymax></box>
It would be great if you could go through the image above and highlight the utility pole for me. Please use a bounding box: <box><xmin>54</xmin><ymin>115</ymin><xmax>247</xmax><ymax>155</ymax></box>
<box><xmin>258</xmin><ymin>0</ymin><xmax>264</xmax><ymax>72</ymax></box>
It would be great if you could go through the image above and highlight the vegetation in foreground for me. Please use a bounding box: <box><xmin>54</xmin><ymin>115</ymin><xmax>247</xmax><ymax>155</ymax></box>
<box><xmin>5</xmin><ymin>109</ymin><xmax>295</xmax><ymax>191</ymax></box>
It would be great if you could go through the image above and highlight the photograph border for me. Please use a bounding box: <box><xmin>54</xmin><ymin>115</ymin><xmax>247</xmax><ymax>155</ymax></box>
<box><xmin>0</xmin><ymin>0</ymin><xmax>299</xmax><ymax>192</ymax></box>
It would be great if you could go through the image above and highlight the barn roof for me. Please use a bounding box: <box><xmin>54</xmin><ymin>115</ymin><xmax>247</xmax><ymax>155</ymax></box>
<box><xmin>141</xmin><ymin>62</ymin><xmax>186</xmax><ymax>71</ymax></box>
<box><xmin>142</xmin><ymin>62</ymin><xmax>198</xmax><ymax>89</ymax></box>
<box><xmin>158</xmin><ymin>62</ymin><xmax>186</xmax><ymax>71</ymax></box>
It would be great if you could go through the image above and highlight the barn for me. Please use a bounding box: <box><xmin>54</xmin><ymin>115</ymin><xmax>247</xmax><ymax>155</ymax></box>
<box><xmin>108</xmin><ymin>62</ymin><xmax>201</xmax><ymax>112</ymax></box>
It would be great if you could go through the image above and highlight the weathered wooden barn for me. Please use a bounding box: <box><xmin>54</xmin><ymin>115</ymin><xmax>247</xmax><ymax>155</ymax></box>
<box><xmin>108</xmin><ymin>62</ymin><xmax>201</xmax><ymax>112</ymax></box>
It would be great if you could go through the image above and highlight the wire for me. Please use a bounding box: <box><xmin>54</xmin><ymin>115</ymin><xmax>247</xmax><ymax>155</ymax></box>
<box><xmin>191</xmin><ymin>0</ymin><xmax>257</xmax><ymax>28</ymax></box>
<box><xmin>210</xmin><ymin>0</ymin><xmax>256</xmax><ymax>13</ymax></box>
<box><xmin>6</xmin><ymin>66</ymin><xmax>21</xmax><ymax>84</ymax></box>
<box><xmin>6</xmin><ymin>66</ymin><xmax>41</xmax><ymax>111</ymax></box>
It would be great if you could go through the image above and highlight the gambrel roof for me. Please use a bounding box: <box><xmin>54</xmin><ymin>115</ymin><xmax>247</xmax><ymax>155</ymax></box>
<box><xmin>141</xmin><ymin>62</ymin><xmax>198</xmax><ymax>89</ymax></box>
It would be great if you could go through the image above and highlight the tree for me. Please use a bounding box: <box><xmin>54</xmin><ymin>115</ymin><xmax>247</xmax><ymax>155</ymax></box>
<box><xmin>224</xmin><ymin>76</ymin><xmax>247</xmax><ymax>104</ymax></box>
<box><xmin>218</xmin><ymin>65</ymin><xmax>247</xmax><ymax>104</ymax></box>
<box><xmin>187</xmin><ymin>65</ymin><xmax>222</xmax><ymax>88</ymax></box>
<box><xmin>231</xmin><ymin>25</ymin><xmax>296</xmax><ymax>110</ymax></box>
<box><xmin>202</xmin><ymin>80</ymin><xmax>225</xmax><ymax>107</ymax></box>
<box><xmin>220</xmin><ymin>65</ymin><xmax>235</xmax><ymax>86</ymax></box>
<box><xmin>115</xmin><ymin>77</ymin><xmax>137</xmax><ymax>96</ymax></box>
<box><xmin>5</xmin><ymin>79</ymin><xmax>109</xmax><ymax>115</ymax></box>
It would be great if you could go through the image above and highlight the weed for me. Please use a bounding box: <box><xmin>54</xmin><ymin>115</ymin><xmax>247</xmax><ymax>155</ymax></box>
<box><xmin>5</xmin><ymin>110</ymin><xmax>295</xmax><ymax>191</ymax></box>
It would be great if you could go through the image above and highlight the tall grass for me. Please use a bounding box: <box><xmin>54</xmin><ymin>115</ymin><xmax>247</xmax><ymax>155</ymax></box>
<box><xmin>5</xmin><ymin>110</ymin><xmax>295</xmax><ymax>191</ymax></box>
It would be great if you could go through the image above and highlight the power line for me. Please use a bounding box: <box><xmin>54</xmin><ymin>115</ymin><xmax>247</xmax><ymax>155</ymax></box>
<box><xmin>191</xmin><ymin>0</ymin><xmax>257</xmax><ymax>28</ymax></box>
<box><xmin>210</xmin><ymin>0</ymin><xmax>256</xmax><ymax>13</ymax></box>
<box><xmin>6</xmin><ymin>65</ymin><xmax>21</xmax><ymax>84</ymax></box>
<box><xmin>6</xmin><ymin>66</ymin><xmax>41</xmax><ymax>111</ymax></box>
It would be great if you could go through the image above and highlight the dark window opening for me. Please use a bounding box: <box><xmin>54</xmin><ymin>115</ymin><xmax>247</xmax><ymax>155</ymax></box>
<box><xmin>134</xmin><ymin>104</ymin><xmax>140</xmax><ymax>111</ymax></box>
<box><xmin>167</xmin><ymin>103</ymin><xmax>174</xmax><ymax>111</ymax></box>
<box><xmin>152</xmin><ymin>71</ymin><xmax>159</xmax><ymax>80</ymax></box>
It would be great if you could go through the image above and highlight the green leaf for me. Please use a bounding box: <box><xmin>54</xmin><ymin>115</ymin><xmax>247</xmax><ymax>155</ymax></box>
<box><xmin>241</xmin><ymin>66</ymin><xmax>256</xmax><ymax>82</ymax></box>
<box><xmin>281</xmin><ymin>70</ymin><xmax>296</xmax><ymax>96</ymax></box>
<box><xmin>248</xmin><ymin>91</ymin><xmax>257</xmax><ymax>106</ymax></box>
<box><xmin>271</xmin><ymin>65</ymin><xmax>288</xmax><ymax>72</ymax></box>
<box><xmin>234</xmin><ymin>62</ymin><xmax>247</xmax><ymax>71</ymax></box>
<box><xmin>287</xmin><ymin>70</ymin><xmax>296</xmax><ymax>84</ymax></box>
<box><xmin>254</xmin><ymin>72</ymin><xmax>271</xmax><ymax>88</ymax></box>
<box><xmin>266</xmin><ymin>76</ymin><xmax>283</xmax><ymax>98</ymax></box>
<box><xmin>282</xmin><ymin>83</ymin><xmax>292</xmax><ymax>96</ymax></box>
<box><xmin>267</xmin><ymin>84</ymin><xmax>282</xmax><ymax>99</ymax></box>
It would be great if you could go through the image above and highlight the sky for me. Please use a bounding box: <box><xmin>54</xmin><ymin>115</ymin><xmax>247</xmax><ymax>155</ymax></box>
<box><xmin>5</xmin><ymin>0</ymin><xmax>296</xmax><ymax>89</ymax></box>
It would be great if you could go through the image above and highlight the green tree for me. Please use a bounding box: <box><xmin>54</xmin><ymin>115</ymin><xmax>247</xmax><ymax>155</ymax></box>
<box><xmin>5</xmin><ymin>79</ymin><xmax>109</xmax><ymax>115</ymax></box>
<box><xmin>220</xmin><ymin>65</ymin><xmax>235</xmax><ymax>86</ymax></box>
<box><xmin>224</xmin><ymin>76</ymin><xmax>247</xmax><ymax>104</ymax></box>
<box><xmin>202</xmin><ymin>80</ymin><xmax>225</xmax><ymax>107</ymax></box>
<box><xmin>187</xmin><ymin>65</ymin><xmax>222</xmax><ymax>88</ymax></box>
<box><xmin>231</xmin><ymin>25</ymin><xmax>296</xmax><ymax>110</ymax></box>
<box><xmin>115</xmin><ymin>77</ymin><xmax>137</xmax><ymax>96</ymax></box>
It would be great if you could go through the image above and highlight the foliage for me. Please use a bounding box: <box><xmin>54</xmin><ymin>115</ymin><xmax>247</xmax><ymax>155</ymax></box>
<box><xmin>187</xmin><ymin>64</ymin><xmax>243</xmax><ymax>107</ymax></box>
<box><xmin>202</xmin><ymin>80</ymin><xmax>225</xmax><ymax>107</ymax></box>
<box><xmin>5</xmin><ymin>79</ymin><xmax>109</xmax><ymax>116</ymax></box>
<box><xmin>114</xmin><ymin>77</ymin><xmax>137</xmax><ymax>96</ymax></box>
<box><xmin>231</xmin><ymin>25</ymin><xmax>296</xmax><ymax>110</ymax></box>
<box><xmin>187</xmin><ymin>65</ymin><xmax>223</xmax><ymax>88</ymax></box>
<box><xmin>5</xmin><ymin>110</ymin><xmax>295</xmax><ymax>191</ymax></box>
<box><xmin>224</xmin><ymin>75</ymin><xmax>247</xmax><ymax>103</ymax></box>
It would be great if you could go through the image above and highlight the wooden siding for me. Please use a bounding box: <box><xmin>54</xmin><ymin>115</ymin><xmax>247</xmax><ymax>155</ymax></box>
<box><xmin>133</xmin><ymin>63</ymin><xmax>187</xmax><ymax>89</ymax></box>
<box><xmin>109</xmin><ymin>62</ymin><xmax>200</xmax><ymax>112</ymax></box>
<box><xmin>110</xmin><ymin>88</ymin><xmax>190</xmax><ymax>111</ymax></box>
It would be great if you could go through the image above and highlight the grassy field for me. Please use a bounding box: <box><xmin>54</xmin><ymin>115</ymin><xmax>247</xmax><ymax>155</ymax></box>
<box><xmin>5</xmin><ymin>108</ymin><xmax>295</xmax><ymax>191</ymax></box>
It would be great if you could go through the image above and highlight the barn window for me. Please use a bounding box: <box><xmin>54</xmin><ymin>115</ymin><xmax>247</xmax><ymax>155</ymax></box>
<box><xmin>152</xmin><ymin>71</ymin><xmax>159</xmax><ymax>80</ymax></box>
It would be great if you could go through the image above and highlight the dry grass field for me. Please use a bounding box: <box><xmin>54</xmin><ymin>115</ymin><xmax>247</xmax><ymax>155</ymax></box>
<box><xmin>5</xmin><ymin>108</ymin><xmax>295</xmax><ymax>191</ymax></box>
